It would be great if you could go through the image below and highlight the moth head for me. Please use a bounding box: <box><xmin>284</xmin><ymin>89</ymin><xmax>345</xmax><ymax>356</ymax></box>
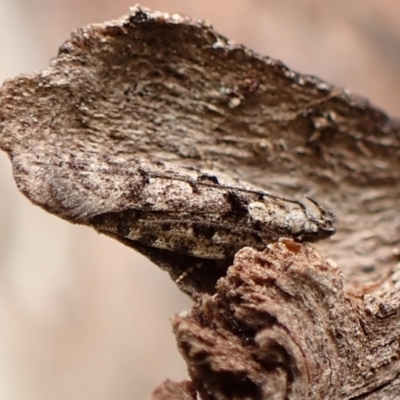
<box><xmin>305</xmin><ymin>196</ymin><xmax>336</xmax><ymax>240</ymax></box>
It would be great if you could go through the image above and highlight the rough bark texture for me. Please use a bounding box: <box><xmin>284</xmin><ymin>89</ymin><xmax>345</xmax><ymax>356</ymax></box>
<box><xmin>173</xmin><ymin>241</ymin><xmax>400</xmax><ymax>399</ymax></box>
<box><xmin>0</xmin><ymin>5</ymin><xmax>399</xmax><ymax>399</ymax></box>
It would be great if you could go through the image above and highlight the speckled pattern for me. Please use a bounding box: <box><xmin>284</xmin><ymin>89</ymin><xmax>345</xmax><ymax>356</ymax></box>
<box><xmin>0</xmin><ymin>6</ymin><xmax>399</xmax><ymax>293</ymax></box>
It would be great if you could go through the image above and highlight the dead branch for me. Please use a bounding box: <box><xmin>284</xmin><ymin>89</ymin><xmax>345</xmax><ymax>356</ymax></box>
<box><xmin>0</xmin><ymin>5</ymin><xmax>399</xmax><ymax>399</ymax></box>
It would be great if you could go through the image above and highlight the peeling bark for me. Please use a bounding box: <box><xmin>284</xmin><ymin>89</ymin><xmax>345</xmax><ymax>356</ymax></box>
<box><xmin>172</xmin><ymin>241</ymin><xmax>400</xmax><ymax>399</ymax></box>
<box><xmin>0</xmin><ymin>5</ymin><xmax>399</xmax><ymax>399</ymax></box>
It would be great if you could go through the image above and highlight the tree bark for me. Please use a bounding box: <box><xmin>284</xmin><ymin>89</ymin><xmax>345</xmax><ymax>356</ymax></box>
<box><xmin>0</xmin><ymin>5</ymin><xmax>399</xmax><ymax>399</ymax></box>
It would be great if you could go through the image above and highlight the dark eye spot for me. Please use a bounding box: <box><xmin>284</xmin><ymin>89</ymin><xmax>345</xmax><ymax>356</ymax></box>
<box><xmin>224</xmin><ymin>191</ymin><xmax>249</xmax><ymax>218</ymax></box>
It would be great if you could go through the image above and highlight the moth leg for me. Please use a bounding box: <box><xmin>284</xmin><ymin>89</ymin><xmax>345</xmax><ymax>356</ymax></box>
<box><xmin>175</xmin><ymin>264</ymin><xmax>201</xmax><ymax>284</ymax></box>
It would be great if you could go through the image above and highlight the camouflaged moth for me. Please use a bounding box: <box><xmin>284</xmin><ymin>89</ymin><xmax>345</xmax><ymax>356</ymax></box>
<box><xmin>49</xmin><ymin>154</ymin><xmax>335</xmax><ymax>260</ymax></box>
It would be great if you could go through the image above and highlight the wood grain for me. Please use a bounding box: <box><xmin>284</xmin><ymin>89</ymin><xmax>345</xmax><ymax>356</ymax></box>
<box><xmin>1</xmin><ymin>6</ymin><xmax>399</xmax><ymax>398</ymax></box>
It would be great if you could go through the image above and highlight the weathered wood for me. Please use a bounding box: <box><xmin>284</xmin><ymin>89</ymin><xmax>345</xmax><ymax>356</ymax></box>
<box><xmin>0</xmin><ymin>6</ymin><xmax>399</xmax><ymax>399</ymax></box>
<box><xmin>172</xmin><ymin>241</ymin><xmax>400</xmax><ymax>399</ymax></box>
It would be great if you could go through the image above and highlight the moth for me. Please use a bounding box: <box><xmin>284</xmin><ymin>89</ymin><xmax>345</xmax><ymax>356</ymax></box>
<box><xmin>48</xmin><ymin>154</ymin><xmax>335</xmax><ymax>260</ymax></box>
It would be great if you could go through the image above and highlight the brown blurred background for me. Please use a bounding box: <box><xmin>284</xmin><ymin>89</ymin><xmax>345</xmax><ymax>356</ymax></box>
<box><xmin>0</xmin><ymin>1</ymin><xmax>400</xmax><ymax>399</ymax></box>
